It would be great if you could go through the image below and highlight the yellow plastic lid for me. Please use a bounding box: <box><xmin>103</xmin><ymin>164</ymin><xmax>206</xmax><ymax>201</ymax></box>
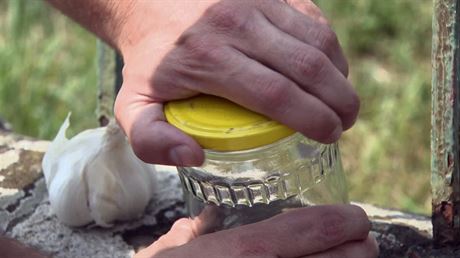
<box><xmin>164</xmin><ymin>95</ymin><xmax>295</xmax><ymax>151</ymax></box>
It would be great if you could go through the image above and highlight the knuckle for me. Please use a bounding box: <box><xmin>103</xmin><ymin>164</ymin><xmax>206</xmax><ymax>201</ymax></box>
<box><xmin>315</xmin><ymin>25</ymin><xmax>350</xmax><ymax>76</ymax></box>
<box><xmin>316</xmin><ymin>211</ymin><xmax>347</xmax><ymax>246</ymax></box>
<box><xmin>316</xmin><ymin>25</ymin><xmax>340</xmax><ymax>54</ymax></box>
<box><xmin>173</xmin><ymin>218</ymin><xmax>192</xmax><ymax>228</ymax></box>
<box><xmin>254</xmin><ymin>76</ymin><xmax>292</xmax><ymax>115</ymax></box>
<box><xmin>178</xmin><ymin>33</ymin><xmax>228</xmax><ymax>65</ymax></box>
<box><xmin>205</xmin><ymin>2</ymin><xmax>255</xmax><ymax>34</ymax></box>
<box><xmin>232</xmin><ymin>233</ymin><xmax>273</xmax><ymax>257</ymax></box>
<box><xmin>291</xmin><ymin>48</ymin><xmax>328</xmax><ymax>83</ymax></box>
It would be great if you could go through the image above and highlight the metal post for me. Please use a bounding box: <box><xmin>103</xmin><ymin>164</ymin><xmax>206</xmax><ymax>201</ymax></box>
<box><xmin>96</xmin><ymin>40</ymin><xmax>116</xmax><ymax>126</ymax></box>
<box><xmin>431</xmin><ymin>0</ymin><xmax>460</xmax><ymax>247</ymax></box>
<box><xmin>96</xmin><ymin>41</ymin><xmax>124</xmax><ymax>126</ymax></box>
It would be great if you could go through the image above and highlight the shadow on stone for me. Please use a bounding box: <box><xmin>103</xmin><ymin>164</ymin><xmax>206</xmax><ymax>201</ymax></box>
<box><xmin>122</xmin><ymin>203</ymin><xmax>187</xmax><ymax>252</ymax></box>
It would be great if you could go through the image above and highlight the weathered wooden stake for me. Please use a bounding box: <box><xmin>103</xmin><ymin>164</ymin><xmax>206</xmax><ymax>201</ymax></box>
<box><xmin>431</xmin><ymin>0</ymin><xmax>460</xmax><ymax>247</ymax></box>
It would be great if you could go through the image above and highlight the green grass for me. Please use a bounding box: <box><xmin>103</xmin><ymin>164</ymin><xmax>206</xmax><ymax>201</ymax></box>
<box><xmin>0</xmin><ymin>0</ymin><xmax>98</xmax><ymax>138</ymax></box>
<box><xmin>0</xmin><ymin>0</ymin><xmax>432</xmax><ymax>214</ymax></box>
<box><xmin>317</xmin><ymin>0</ymin><xmax>432</xmax><ymax>214</ymax></box>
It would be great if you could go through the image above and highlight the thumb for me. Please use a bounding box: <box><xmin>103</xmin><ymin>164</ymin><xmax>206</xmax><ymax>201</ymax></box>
<box><xmin>155</xmin><ymin>218</ymin><xmax>200</xmax><ymax>249</ymax></box>
<box><xmin>114</xmin><ymin>86</ymin><xmax>204</xmax><ymax>166</ymax></box>
<box><xmin>134</xmin><ymin>218</ymin><xmax>200</xmax><ymax>258</ymax></box>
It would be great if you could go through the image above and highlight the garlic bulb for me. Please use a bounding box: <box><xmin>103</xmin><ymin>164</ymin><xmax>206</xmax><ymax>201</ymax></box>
<box><xmin>42</xmin><ymin>114</ymin><xmax>156</xmax><ymax>227</ymax></box>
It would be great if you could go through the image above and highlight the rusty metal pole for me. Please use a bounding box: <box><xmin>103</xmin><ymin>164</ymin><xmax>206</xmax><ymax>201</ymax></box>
<box><xmin>96</xmin><ymin>41</ymin><xmax>123</xmax><ymax>126</ymax></box>
<box><xmin>96</xmin><ymin>40</ymin><xmax>116</xmax><ymax>126</ymax></box>
<box><xmin>431</xmin><ymin>0</ymin><xmax>460</xmax><ymax>248</ymax></box>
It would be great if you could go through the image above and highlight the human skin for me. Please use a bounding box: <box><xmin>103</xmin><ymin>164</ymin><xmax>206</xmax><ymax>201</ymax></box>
<box><xmin>0</xmin><ymin>236</ymin><xmax>49</xmax><ymax>258</ymax></box>
<box><xmin>135</xmin><ymin>205</ymin><xmax>378</xmax><ymax>258</ymax></box>
<box><xmin>0</xmin><ymin>206</ymin><xmax>378</xmax><ymax>258</ymax></box>
<box><xmin>46</xmin><ymin>0</ymin><xmax>359</xmax><ymax>167</ymax></box>
<box><xmin>44</xmin><ymin>1</ymin><xmax>371</xmax><ymax>257</ymax></box>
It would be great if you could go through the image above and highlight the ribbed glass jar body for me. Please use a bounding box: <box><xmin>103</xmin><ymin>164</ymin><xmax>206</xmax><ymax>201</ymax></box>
<box><xmin>178</xmin><ymin>133</ymin><xmax>348</xmax><ymax>233</ymax></box>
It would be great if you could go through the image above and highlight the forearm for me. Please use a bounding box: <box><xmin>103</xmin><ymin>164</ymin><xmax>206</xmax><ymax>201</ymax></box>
<box><xmin>45</xmin><ymin>0</ymin><xmax>214</xmax><ymax>53</ymax></box>
<box><xmin>45</xmin><ymin>0</ymin><xmax>136</xmax><ymax>50</ymax></box>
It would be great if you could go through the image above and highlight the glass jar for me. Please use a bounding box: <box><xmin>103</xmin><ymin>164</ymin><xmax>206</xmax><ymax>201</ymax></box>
<box><xmin>165</xmin><ymin>95</ymin><xmax>348</xmax><ymax>233</ymax></box>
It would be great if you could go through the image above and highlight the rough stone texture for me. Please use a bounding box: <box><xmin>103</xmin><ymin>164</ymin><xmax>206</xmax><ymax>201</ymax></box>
<box><xmin>1</xmin><ymin>131</ymin><xmax>459</xmax><ymax>257</ymax></box>
<box><xmin>8</xmin><ymin>171</ymin><xmax>185</xmax><ymax>258</ymax></box>
<box><xmin>3</xmin><ymin>168</ymin><xmax>185</xmax><ymax>258</ymax></box>
<box><xmin>0</xmin><ymin>131</ymin><xmax>186</xmax><ymax>257</ymax></box>
<box><xmin>0</xmin><ymin>132</ymin><xmax>49</xmax><ymax>233</ymax></box>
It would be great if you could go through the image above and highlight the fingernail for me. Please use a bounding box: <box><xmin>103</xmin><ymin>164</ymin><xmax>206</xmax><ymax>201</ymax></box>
<box><xmin>169</xmin><ymin>145</ymin><xmax>196</xmax><ymax>166</ymax></box>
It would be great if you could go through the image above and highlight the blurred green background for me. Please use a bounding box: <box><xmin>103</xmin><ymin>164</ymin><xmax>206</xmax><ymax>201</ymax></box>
<box><xmin>0</xmin><ymin>0</ymin><xmax>432</xmax><ymax>214</ymax></box>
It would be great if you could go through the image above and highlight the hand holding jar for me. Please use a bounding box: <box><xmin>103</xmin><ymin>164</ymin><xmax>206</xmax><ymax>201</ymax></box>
<box><xmin>45</xmin><ymin>0</ymin><xmax>374</xmax><ymax>257</ymax></box>
<box><xmin>134</xmin><ymin>205</ymin><xmax>378</xmax><ymax>258</ymax></box>
<box><xmin>165</xmin><ymin>95</ymin><xmax>349</xmax><ymax>231</ymax></box>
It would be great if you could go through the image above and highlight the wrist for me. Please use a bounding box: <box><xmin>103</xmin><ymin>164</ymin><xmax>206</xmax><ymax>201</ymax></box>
<box><xmin>103</xmin><ymin>0</ymin><xmax>137</xmax><ymax>51</ymax></box>
<box><xmin>46</xmin><ymin>0</ymin><xmax>136</xmax><ymax>50</ymax></box>
<box><xmin>116</xmin><ymin>1</ymin><xmax>218</xmax><ymax>57</ymax></box>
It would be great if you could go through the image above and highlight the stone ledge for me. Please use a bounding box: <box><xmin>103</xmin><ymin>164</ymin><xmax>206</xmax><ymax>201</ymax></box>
<box><xmin>0</xmin><ymin>131</ymin><xmax>458</xmax><ymax>257</ymax></box>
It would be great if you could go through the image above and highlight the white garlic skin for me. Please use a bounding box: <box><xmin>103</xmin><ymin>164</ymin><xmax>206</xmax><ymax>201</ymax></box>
<box><xmin>42</xmin><ymin>114</ymin><xmax>156</xmax><ymax>227</ymax></box>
